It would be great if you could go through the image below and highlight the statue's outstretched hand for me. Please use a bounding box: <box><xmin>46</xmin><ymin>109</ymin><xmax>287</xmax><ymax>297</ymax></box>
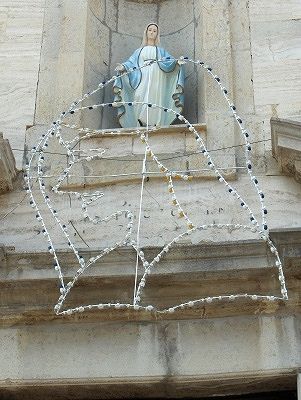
<box><xmin>177</xmin><ymin>56</ymin><xmax>186</xmax><ymax>65</ymax></box>
<box><xmin>115</xmin><ymin>63</ymin><xmax>126</xmax><ymax>73</ymax></box>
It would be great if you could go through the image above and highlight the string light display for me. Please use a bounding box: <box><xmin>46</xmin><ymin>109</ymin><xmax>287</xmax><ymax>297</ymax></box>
<box><xmin>24</xmin><ymin>56</ymin><xmax>288</xmax><ymax>316</ymax></box>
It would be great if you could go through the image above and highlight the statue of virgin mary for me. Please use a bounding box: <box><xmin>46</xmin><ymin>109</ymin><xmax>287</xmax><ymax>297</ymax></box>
<box><xmin>113</xmin><ymin>23</ymin><xmax>184</xmax><ymax>128</ymax></box>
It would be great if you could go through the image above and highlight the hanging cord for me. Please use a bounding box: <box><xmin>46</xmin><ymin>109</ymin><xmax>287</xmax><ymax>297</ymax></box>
<box><xmin>133</xmin><ymin>63</ymin><xmax>152</xmax><ymax>305</ymax></box>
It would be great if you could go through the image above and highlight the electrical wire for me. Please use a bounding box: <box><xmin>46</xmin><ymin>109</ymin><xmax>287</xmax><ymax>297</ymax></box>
<box><xmin>0</xmin><ymin>193</ymin><xmax>27</xmax><ymax>221</ymax></box>
<box><xmin>11</xmin><ymin>138</ymin><xmax>271</xmax><ymax>162</ymax></box>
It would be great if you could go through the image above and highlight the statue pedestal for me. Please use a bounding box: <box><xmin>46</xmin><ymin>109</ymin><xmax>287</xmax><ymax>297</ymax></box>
<box><xmin>42</xmin><ymin>123</ymin><xmax>236</xmax><ymax>190</ymax></box>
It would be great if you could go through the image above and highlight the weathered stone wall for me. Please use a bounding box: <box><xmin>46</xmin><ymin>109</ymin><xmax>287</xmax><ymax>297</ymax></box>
<box><xmin>0</xmin><ymin>2</ymin><xmax>301</xmax><ymax>396</ymax></box>
<box><xmin>34</xmin><ymin>0</ymin><xmax>88</xmax><ymax>127</ymax></box>
<box><xmin>0</xmin><ymin>315</ymin><xmax>300</xmax><ymax>386</ymax></box>
<box><xmin>0</xmin><ymin>0</ymin><xmax>45</xmax><ymax>167</ymax></box>
<box><xmin>250</xmin><ymin>0</ymin><xmax>301</xmax><ymax>121</ymax></box>
<box><xmin>0</xmin><ymin>0</ymin><xmax>300</xmax><ymax>250</ymax></box>
<box><xmin>229</xmin><ymin>0</ymin><xmax>301</xmax><ymax>165</ymax></box>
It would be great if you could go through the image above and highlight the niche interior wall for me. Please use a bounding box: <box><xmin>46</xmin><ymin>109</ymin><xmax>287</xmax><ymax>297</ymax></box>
<box><xmin>83</xmin><ymin>0</ymin><xmax>201</xmax><ymax>129</ymax></box>
<box><xmin>34</xmin><ymin>0</ymin><xmax>235</xmax><ymax>168</ymax></box>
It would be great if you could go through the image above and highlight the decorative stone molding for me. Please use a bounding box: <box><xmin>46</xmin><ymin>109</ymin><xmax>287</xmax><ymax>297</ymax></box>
<box><xmin>1</xmin><ymin>229</ymin><xmax>300</xmax><ymax>326</ymax></box>
<box><xmin>0</xmin><ymin>372</ymin><xmax>297</xmax><ymax>400</ymax></box>
<box><xmin>0</xmin><ymin>132</ymin><xmax>18</xmax><ymax>193</ymax></box>
<box><xmin>271</xmin><ymin>118</ymin><xmax>301</xmax><ymax>183</ymax></box>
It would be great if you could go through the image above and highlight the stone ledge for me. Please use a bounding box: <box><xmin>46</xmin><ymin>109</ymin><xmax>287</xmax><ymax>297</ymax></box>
<box><xmin>0</xmin><ymin>239</ymin><xmax>283</xmax><ymax>281</ymax></box>
<box><xmin>0</xmin><ymin>229</ymin><xmax>300</xmax><ymax>326</ymax></box>
<box><xmin>75</xmin><ymin>123</ymin><xmax>206</xmax><ymax>137</ymax></box>
<box><xmin>63</xmin><ymin>123</ymin><xmax>214</xmax><ymax>187</ymax></box>
<box><xmin>0</xmin><ymin>132</ymin><xmax>18</xmax><ymax>193</ymax></box>
<box><xmin>271</xmin><ymin>118</ymin><xmax>301</xmax><ymax>183</ymax></box>
<box><xmin>0</xmin><ymin>369</ymin><xmax>297</xmax><ymax>400</ymax></box>
<box><xmin>26</xmin><ymin>123</ymin><xmax>237</xmax><ymax>188</ymax></box>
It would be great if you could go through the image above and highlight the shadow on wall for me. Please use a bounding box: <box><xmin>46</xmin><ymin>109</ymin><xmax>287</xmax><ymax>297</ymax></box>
<box><xmin>82</xmin><ymin>0</ymin><xmax>203</xmax><ymax>130</ymax></box>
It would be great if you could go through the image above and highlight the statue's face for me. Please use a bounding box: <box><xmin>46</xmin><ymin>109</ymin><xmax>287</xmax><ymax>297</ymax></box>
<box><xmin>147</xmin><ymin>25</ymin><xmax>158</xmax><ymax>41</ymax></box>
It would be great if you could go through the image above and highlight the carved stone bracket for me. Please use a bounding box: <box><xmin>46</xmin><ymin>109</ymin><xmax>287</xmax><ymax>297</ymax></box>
<box><xmin>0</xmin><ymin>132</ymin><xmax>18</xmax><ymax>193</ymax></box>
<box><xmin>271</xmin><ymin>118</ymin><xmax>301</xmax><ymax>183</ymax></box>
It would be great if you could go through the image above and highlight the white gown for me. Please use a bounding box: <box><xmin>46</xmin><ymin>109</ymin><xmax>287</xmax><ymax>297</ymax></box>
<box><xmin>133</xmin><ymin>46</ymin><xmax>180</xmax><ymax>126</ymax></box>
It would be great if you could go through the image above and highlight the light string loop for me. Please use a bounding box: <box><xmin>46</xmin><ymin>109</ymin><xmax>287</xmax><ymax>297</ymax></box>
<box><xmin>24</xmin><ymin>55</ymin><xmax>288</xmax><ymax>316</ymax></box>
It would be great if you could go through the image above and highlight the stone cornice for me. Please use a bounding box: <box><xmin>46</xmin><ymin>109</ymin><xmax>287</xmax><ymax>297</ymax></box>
<box><xmin>0</xmin><ymin>229</ymin><xmax>300</xmax><ymax>326</ymax></box>
<box><xmin>0</xmin><ymin>369</ymin><xmax>297</xmax><ymax>400</ymax></box>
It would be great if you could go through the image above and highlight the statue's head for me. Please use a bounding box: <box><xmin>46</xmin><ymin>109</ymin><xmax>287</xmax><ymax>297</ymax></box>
<box><xmin>142</xmin><ymin>23</ymin><xmax>160</xmax><ymax>46</ymax></box>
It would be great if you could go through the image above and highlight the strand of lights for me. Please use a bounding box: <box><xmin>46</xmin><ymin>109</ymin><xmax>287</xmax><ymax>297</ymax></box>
<box><xmin>25</xmin><ymin>55</ymin><xmax>288</xmax><ymax>317</ymax></box>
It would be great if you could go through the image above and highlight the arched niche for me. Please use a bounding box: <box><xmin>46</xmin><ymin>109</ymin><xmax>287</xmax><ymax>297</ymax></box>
<box><xmin>35</xmin><ymin>0</ymin><xmax>235</xmax><ymax>170</ymax></box>
<box><xmin>82</xmin><ymin>0</ymin><xmax>203</xmax><ymax>129</ymax></box>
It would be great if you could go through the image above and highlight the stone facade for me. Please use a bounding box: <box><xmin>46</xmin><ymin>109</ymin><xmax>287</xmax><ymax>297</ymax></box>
<box><xmin>0</xmin><ymin>1</ymin><xmax>301</xmax><ymax>398</ymax></box>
